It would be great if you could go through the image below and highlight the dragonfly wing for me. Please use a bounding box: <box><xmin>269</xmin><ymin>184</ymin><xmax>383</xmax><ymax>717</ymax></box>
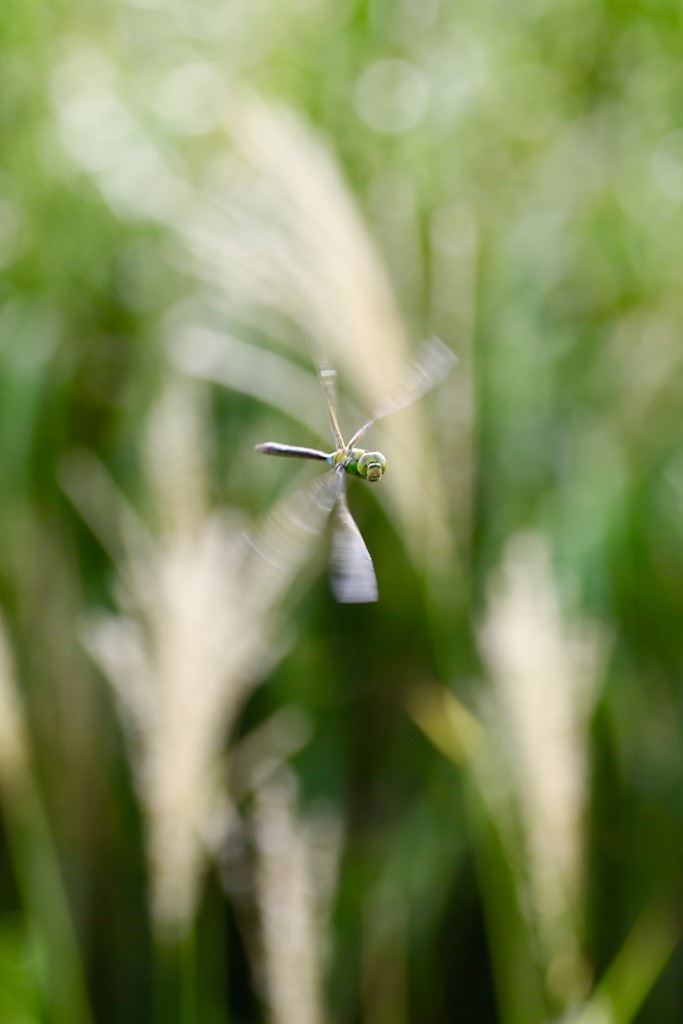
<box><xmin>347</xmin><ymin>336</ymin><xmax>457</xmax><ymax>448</ymax></box>
<box><xmin>316</xmin><ymin>357</ymin><xmax>345</xmax><ymax>450</ymax></box>
<box><xmin>330</xmin><ymin>473</ymin><xmax>378</xmax><ymax>604</ymax></box>
<box><xmin>245</xmin><ymin>471</ymin><xmax>339</xmax><ymax>598</ymax></box>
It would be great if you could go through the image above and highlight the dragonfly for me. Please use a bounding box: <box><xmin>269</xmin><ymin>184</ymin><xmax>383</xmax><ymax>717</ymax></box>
<box><xmin>255</xmin><ymin>336</ymin><xmax>457</xmax><ymax>603</ymax></box>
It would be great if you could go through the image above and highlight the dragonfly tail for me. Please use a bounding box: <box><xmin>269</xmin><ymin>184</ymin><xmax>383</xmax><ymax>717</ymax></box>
<box><xmin>255</xmin><ymin>442</ymin><xmax>331</xmax><ymax>461</ymax></box>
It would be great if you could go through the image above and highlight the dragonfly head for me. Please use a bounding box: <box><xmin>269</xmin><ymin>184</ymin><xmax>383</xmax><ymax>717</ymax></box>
<box><xmin>357</xmin><ymin>451</ymin><xmax>387</xmax><ymax>483</ymax></box>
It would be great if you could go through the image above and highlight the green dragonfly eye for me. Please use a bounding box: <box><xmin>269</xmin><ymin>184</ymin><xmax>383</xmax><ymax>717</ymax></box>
<box><xmin>357</xmin><ymin>451</ymin><xmax>387</xmax><ymax>482</ymax></box>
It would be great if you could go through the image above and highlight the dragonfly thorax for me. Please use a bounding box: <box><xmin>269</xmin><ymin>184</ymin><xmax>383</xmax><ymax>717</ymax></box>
<box><xmin>331</xmin><ymin>448</ymin><xmax>387</xmax><ymax>482</ymax></box>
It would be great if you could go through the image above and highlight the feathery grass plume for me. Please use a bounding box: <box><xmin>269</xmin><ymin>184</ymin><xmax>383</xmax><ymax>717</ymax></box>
<box><xmin>478</xmin><ymin>533</ymin><xmax>606</xmax><ymax>1006</ymax></box>
<box><xmin>206</xmin><ymin>710</ymin><xmax>339</xmax><ymax>1019</ymax></box>
<box><xmin>197</xmin><ymin>98</ymin><xmax>456</xmax><ymax>579</ymax></box>
<box><xmin>64</xmin><ymin>382</ymin><xmax>320</xmax><ymax>939</ymax></box>
<box><xmin>51</xmin><ymin>46</ymin><xmax>455</xmax><ymax>590</ymax></box>
<box><xmin>252</xmin><ymin>772</ymin><xmax>340</xmax><ymax>1024</ymax></box>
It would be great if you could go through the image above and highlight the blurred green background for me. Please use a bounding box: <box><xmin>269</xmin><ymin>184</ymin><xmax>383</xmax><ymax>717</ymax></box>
<box><xmin>2</xmin><ymin>0</ymin><xmax>683</xmax><ymax>1021</ymax></box>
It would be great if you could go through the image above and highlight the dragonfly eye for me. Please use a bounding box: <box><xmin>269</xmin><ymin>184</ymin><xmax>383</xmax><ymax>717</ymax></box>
<box><xmin>357</xmin><ymin>451</ymin><xmax>387</xmax><ymax>482</ymax></box>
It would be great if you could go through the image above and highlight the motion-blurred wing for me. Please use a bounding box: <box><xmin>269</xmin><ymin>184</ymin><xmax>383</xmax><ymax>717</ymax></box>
<box><xmin>329</xmin><ymin>474</ymin><xmax>378</xmax><ymax>604</ymax></box>
<box><xmin>316</xmin><ymin>357</ymin><xmax>345</xmax><ymax>450</ymax></box>
<box><xmin>245</xmin><ymin>472</ymin><xmax>339</xmax><ymax>599</ymax></box>
<box><xmin>347</xmin><ymin>336</ymin><xmax>457</xmax><ymax>448</ymax></box>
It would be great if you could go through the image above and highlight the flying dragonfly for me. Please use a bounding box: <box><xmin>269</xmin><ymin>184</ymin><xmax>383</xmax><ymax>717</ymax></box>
<box><xmin>255</xmin><ymin>336</ymin><xmax>457</xmax><ymax>603</ymax></box>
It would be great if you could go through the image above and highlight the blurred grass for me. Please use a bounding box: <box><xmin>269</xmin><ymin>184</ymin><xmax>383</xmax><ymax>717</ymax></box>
<box><xmin>1</xmin><ymin>0</ymin><xmax>683</xmax><ymax>1021</ymax></box>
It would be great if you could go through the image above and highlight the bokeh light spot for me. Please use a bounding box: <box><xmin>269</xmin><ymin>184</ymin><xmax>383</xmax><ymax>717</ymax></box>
<box><xmin>354</xmin><ymin>58</ymin><xmax>428</xmax><ymax>135</ymax></box>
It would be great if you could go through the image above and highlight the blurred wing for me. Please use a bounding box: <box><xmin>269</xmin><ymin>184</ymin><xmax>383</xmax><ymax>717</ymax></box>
<box><xmin>330</xmin><ymin>473</ymin><xmax>378</xmax><ymax>604</ymax></box>
<box><xmin>347</xmin><ymin>336</ymin><xmax>457</xmax><ymax>448</ymax></box>
<box><xmin>317</xmin><ymin>357</ymin><xmax>345</xmax><ymax>450</ymax></box>
<box><xmin>245</xmin><ymin>471</ymin><xmax>339</xmax><ymax>598</ymax></box>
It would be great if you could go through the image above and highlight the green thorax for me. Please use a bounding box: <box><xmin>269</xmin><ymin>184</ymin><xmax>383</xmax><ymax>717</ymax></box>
<box><xmin>342</xmin><ymin>448</ymin><xmax>365</xmax><ymax>475</ymax></box>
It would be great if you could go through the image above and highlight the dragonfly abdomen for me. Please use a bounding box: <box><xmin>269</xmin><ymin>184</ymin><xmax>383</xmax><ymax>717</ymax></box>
<box><xmin>255</xmin><ymin>442</ymin><xmax>331</xmax><ymax>461</ymax></box>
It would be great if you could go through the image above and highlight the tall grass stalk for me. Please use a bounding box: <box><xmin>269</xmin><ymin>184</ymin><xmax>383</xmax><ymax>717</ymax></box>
<box><xmin>0</xmin><ymin>615</ymin><xmax>93</xmax><ymax>1024</ymax></box>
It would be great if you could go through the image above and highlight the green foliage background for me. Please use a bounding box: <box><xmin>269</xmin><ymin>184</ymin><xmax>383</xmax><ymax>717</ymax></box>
<box><xmin>1</xmin><ymin>0</ymin><xmax>683</xmax><ymax>1021</ymax></box>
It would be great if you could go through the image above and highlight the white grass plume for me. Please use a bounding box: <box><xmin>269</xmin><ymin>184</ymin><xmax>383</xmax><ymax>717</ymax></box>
<box><xmin>51</xmin><ymin>44</ymin><xmax>455</xmax><ymax>593</ymax></box>
<box><xmin>252</xmin><ymin>772</ymin><xmax>341</xmax><ymax>1024</ymax></box>
<box><xmin>202</xmin><ymin>97</ymin><xmax>455</xmax><ymax>577</ymax></box>
<box><xmin>478</xmin><ymin>533</ymin><xmax>606</xmax><ymax>1003</ymax></box>
<box><xmin>63</xmin><ymin>383</ymin><xmax>319</xmax><ymax>937</ymax></box>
